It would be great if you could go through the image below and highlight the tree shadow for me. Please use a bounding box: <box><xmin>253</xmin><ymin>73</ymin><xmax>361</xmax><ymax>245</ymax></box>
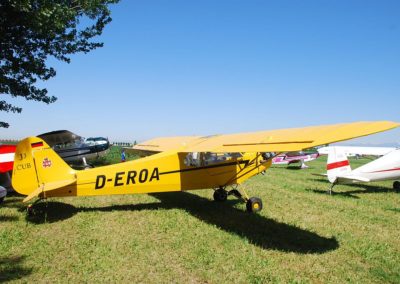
<box><xmin>0</xmin><ymin>215</ymin><xmax>19</xmax><ymax>222</ymax></box>
<box><xmin>0</xmin><ymin>256</ymin><xmax>32</xmax><ymax>282</ymax></box>
<box><xmin>1</xmin><ymin>196</ymin><xmax>28</xmax><ymax>210</ymax></box>
<box><xmin>388</xmin><ymin>208</ymin><xmax>400</xmax><ymax>213</ymax></box>
<box><xmin>26</xmin><ymin>192</ymin><xmax>338</xmax><ymax>254</ymax></box>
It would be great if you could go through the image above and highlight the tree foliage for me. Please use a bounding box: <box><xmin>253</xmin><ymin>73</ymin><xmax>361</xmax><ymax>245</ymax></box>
<box><xmin>0</xmin><ymin>0</ymin><xmax>119</xmax><ymax>128</ymax></box>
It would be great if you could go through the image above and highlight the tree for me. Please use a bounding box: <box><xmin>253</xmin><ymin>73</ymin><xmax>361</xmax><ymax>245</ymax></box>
<box><xmin>0</xmin><ymin>0</ymin><xmax>119</xmax><ymax>128</ymax></box>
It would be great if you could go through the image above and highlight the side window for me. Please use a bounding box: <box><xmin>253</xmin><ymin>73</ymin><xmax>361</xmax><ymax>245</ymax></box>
<box><xmin>184</xmin><ymin>152</ymin><xmax>202</xmax><ymax>167</ymax></box>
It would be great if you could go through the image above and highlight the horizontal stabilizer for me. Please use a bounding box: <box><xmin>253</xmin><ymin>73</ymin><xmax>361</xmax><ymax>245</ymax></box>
<box><xmin>23</xmin><ymin>178</ymin><xmax>76</xmax><ymax>203</ymax></box>
<box><xmin>336</xmin><ymin>175</ymin><xmax>370</xmax><ymax>183</ymax></box>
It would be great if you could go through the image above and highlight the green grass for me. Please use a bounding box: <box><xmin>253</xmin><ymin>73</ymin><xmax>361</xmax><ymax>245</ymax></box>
<box><xmin>1</xmin><ymin>152</ymin><xmax>399</xmax><ymax>283</ymax></box>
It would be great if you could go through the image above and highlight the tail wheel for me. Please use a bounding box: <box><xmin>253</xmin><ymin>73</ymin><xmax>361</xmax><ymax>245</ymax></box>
<box><xmin>213</xmin><ymin>188</ymin><xmax>228</xmax><ymax>202</ymax></box>
<box><xmin>393</xmin><ymin>181</ymin><xmax>400</xmax><ymax>191</ymax></box>
<box><xmin>246</xmin><ymin>197</ymin><xmax>263</xmax><ymax>213</ymax></box>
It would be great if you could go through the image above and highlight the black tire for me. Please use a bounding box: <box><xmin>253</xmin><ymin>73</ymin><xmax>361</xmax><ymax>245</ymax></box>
<box><xmin>393</xmin><ymin>181</ymin><xmax>400</xmax><ymax>191</ymax></box>
<box><xmin>246</xmin><ymin>197</ymin><xmax>263</xmax><ymax>213</ymax></box>
<box><xmin>213</xmin><ymin>188</ymin><xmax>228</xmax><ymax>202</ymax></box>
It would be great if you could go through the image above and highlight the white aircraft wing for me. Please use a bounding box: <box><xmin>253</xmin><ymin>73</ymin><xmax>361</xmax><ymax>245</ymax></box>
<box><xmin>318</xmin><ymin>146</ymin><xmax>396</xmax><ymax>156</ymax></box>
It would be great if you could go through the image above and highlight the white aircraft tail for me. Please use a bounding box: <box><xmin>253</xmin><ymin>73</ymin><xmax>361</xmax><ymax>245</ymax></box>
<box><xmin>327</xmin><ymin>147</ymin><xmax>352</xmax><ymax>183</ymax></box>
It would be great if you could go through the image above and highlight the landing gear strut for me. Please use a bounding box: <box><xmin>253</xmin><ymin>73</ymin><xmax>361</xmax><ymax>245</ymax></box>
<box><xmin>213</xmin><ymin>185</ymin><xmax>263</xmax><ymax>213</ymax></box>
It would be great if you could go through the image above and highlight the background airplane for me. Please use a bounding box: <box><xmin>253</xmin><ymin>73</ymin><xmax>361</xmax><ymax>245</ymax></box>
<box><xmin>272</xmin><ymin>151</ymin><xmax>319</xmax><ymax>169</ymax></box>
<box><xmin>38</xmin><ymin>130</ymin><xmax>110</xmax><ymax>168</ymax></box>
<box><xmin>324</xmin><ymin>146</ymin><xmax>400</xmax><ymax>193</ymax></box>
<box><xmin>318</xmin><ymin>145</ymin><xmax>396</xmax><ymax>157</ymax></box>
<box><xmin>0</xmin><ymin>144</ymin><xmax>16</xmax><ymax>199</ymax></box>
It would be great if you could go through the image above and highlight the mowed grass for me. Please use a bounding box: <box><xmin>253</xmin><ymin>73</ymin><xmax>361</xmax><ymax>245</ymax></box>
<box><xmin>1</xmin><ymin>149</ymin><xmax>399</xmax><ymax>283</ymax></box>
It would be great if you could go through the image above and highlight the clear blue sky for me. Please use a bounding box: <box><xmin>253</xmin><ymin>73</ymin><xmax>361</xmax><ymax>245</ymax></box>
<box><xmin>2</xmin><ymin>0</ymin><xmax>400</xmax><ymax>144</ymax></box>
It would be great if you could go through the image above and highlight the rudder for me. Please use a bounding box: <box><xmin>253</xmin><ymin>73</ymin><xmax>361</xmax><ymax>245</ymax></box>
<box><xmin>327</xmin><ymin>146</ymin><xmax>352</xmax><ymax>183</ymax></box>
<box><xmin>12</xmin><ymin>137</ymin><xmax>76</xmax><ymax>200</ymax></box>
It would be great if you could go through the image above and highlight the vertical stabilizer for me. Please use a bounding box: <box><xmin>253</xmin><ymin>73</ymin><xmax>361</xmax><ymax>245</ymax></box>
<box><xmin>327</xmin><ymin>146</ymin><xmax>352</xmax><ymax>183</ymax></box>
<box><xmin>12</xmin><ymin>137</ymin><xmax>76</xmax><ymax>201</ymax></box>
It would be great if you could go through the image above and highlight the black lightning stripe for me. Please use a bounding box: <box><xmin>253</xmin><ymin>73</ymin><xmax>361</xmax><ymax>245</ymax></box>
<box><xmin>159</xmin><ymin>160</ymin><xmax>250</xmax><ymax>175</ymax></box>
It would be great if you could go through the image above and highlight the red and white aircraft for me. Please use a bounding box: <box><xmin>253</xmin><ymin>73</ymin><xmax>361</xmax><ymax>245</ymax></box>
<box><xmin>0</xmin><ymin>145</ymin><xmax>16</xmax><ymax>202</ymax></box>
<box><xmin>325</xmin><ymin>146</ymin><xmax>400</xmax><ymax>193</ymax></box>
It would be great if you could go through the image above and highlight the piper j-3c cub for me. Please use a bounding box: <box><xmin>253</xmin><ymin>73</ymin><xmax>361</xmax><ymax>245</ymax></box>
<box><xmin>12</xmin><ymin>121</ymin><xmax>399</xmax><ymax>213</ymax></box>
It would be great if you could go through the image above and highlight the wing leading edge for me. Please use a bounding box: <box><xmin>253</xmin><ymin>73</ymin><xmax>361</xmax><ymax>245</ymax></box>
<box><xmin>132</xmin><ymin>121</ymin><xmax>399</xmax><ymax>153</ymax></box>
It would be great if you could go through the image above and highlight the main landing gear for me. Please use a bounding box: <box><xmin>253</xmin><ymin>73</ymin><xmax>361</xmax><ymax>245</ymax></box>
<box><xmin>213</xmin><ymin>185</ymin><xmax>263</xmax><ymax>213</ymax></box>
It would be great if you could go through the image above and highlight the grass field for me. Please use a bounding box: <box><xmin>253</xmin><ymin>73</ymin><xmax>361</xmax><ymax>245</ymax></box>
<box><xmin>1</xmin><ymin>148</ymin><xmax>399</xmax><ymax>283</ymax></box>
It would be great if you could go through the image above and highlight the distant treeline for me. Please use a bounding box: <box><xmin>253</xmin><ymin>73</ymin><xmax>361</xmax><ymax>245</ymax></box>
<box><xmin>112</xmin><ymin>142</ymin><xmax>136</xmax><ymax>147</ymax></box>
<box><xmin>0</xmin><ymin>139</ymin><xmax>19</xmax><ymax>145</ymax></box>
<box><xmin>1</xmin><ymin>140</ymin><xmax>137</xmax><ymax>147</ymax></box>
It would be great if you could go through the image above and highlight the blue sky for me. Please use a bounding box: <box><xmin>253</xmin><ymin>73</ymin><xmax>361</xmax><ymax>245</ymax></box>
<box><xmin>2</xmin><ymin>0</ymin><xmax>400</xmax><ymax>144</ymax></box>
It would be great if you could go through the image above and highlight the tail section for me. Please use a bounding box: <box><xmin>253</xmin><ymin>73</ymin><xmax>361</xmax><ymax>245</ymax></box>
<box><xmin>12</xmin><ymin>137</ymin><xmax>76</xmax><ymax>202</ymax></box>
<box><xmin>327</xmin><ymin>147</ymin><xmax>352</xmax><ymax>183</ymax></box>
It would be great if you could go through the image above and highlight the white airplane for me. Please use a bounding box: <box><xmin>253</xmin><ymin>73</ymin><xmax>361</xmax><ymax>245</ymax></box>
<box><xmin>318</xmin><ymin>145</ymin><xmax>396</xmax><ymax>157</ymax></box>
<box><xmin>325</xmin><ymin>146</ymin><xmax>400</xmax><ymax>194</ymax></box>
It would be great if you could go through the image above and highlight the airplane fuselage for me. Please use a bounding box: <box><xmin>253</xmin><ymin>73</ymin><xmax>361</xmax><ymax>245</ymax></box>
<box><xmin>42</xmin><ymin>151</ymin><xmax>271</xmax><ymax>199</ymax></box>
<box><xmin>339</xmin><ymin>149</ymin><xmax>400</xmax><ymax>183</ymax></box>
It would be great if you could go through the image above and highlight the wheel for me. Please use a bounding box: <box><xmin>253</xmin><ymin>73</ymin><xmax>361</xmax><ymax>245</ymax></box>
<box><xmin>26</xmin><ymin>205</ymin><xmax>35</xmax><ymax>216</ymax></box>
<box><xmin>213</xmin><ymin>188</ymin><xmax>228</xmax><ymax>202</ymax></box>
<box><xmin>393</xmin><ymin>181</ymin><xmax>400</xmax><ymax>191</ymax></box>
<box><xmin>246</xmin><ymin>197</ymin><xmax>263</xmax><ymax>213</ymax></box>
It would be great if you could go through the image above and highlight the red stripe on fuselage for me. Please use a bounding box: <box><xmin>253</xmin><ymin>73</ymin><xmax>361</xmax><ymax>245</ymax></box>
<box><xmin>370</xmin><ymin>167</ymin><xmax>400</xmax><ymax>173</ymax></box>
<box><xmin>327</xmin><ymin>160</ymin><xmax>349</xmax><ymax>170</ymax></box>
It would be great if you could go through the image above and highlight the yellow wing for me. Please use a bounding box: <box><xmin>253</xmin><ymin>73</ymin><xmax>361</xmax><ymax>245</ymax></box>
<box><xmin>134</xmin><ymin>121</ymin><xmax>399</xmax><ymax>153</ymax></box>
<box><xmin>126</xmin><ymin>136</ymin><xmax>200</xmax><ymax>156</ymax></box>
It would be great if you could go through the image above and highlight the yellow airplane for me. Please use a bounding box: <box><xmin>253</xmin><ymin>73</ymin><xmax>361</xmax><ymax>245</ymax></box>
<box><xmin>12</xmin><ymin>121</ymin><xmax>399</xmax><ymax>213</ymax></box>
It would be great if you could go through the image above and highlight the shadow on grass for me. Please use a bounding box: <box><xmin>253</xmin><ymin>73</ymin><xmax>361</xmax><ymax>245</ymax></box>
<box><xmin>0</xmin><ymin>215</ymin><xmax>19</xmax><ymax>222</ymax></box>
<box><xmin>388</xmin><ymin>208</ymin><xmax>400</xmax><ymax>213</ymax></box>
<box><xmin>26</xmin><ymin>192</ymin><xmax>338</xmax><ymax>254</ymax></box>
<box><xmin>307</xmin><ymin>188</ymin><xmax>360</xmax><ymax>199</ymax></box>
<box><xmin>25</xmin><ymin>202</ymin><xmax>77</xmax><ymax>224</ymax></box>
<box><xmin>310</xmin><ymin>178</ymin><xmax>396</xmax><ymax>198</ymax></box>
<box><xmin>0</xmin><ymin>256</ymin><xmax>32</xmax><ymax>282</ymax></box>
<box><xmin>150</xmin><ymin>192</ymin><xmax>338</xmax><ymax>254</ymax></box>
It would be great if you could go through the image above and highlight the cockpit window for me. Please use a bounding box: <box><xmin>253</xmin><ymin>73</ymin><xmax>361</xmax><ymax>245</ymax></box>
<box><xmin>184</xmin><ymin>152</ymin><xmax>242</xmax><ymax>167</ymax></box>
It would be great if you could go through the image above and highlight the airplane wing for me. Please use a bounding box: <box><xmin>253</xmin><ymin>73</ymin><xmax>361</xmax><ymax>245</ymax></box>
<box><xmin>38</xmin><ymin>130</ymin><xmax>81</xmax><ymax>147</ymax></box>
<box><xmin>132</xmin><ymin>121</ymin><xmax>399</xmax><ymax>153</ymax></box>
<box><xmin>128</xmin><ymin>136</ymin><xmax>201</xmax><ymax>155</ymax></box>
<box><xmin>318</xmin><ymin>146</ymin><xmax>396</xmax><ymax>156</ymax></box>
<box><xmin>180</xmin><ymin>121</ymin><xmax>399</xmax><ymax>153</ymax></box>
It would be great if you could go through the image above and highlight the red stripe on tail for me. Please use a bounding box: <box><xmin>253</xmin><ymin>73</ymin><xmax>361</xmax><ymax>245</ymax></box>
<box><xmin>327</xmin><ymin>160</ymin><xmax>349</xmax><ymax>170</ymax></box>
